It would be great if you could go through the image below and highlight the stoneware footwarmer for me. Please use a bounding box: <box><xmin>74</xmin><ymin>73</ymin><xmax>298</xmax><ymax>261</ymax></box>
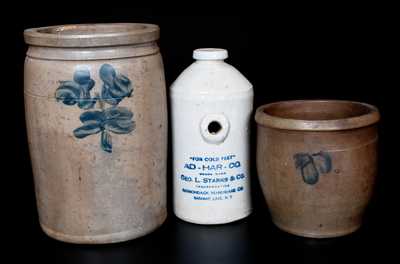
<box><xmin>24</xmin><ymin>23</ymin><xmax>167</xmax><ymax>244</ymax></box>
<box><xmin>255</xmin><ymin>100</ymin><xmax>380</xmax><ymax>238</ymax></box>
<box><xmin>171</xmin><ymin>49</ymin><xmax>253</xmax><ymax>224</ymax></box>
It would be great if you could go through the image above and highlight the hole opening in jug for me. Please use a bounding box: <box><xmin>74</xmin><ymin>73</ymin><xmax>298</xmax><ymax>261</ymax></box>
<box><xmin>208</xmin><ymin>121</ymin><xmax>222</xmax><ymax>134</ymax></box>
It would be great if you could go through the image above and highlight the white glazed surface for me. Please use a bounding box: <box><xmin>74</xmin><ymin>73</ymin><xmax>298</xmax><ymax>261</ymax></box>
<box><xmin>170</xmin><ymin>50</ymin><xmax>253</xmax><ymax>224</ymax></box>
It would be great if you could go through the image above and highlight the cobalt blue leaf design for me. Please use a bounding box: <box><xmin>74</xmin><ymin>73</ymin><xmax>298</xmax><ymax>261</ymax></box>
<box><xmin>100</xmin><ymin>64</ymin><xmax>133</xmax><ymax>105</ymax></box>
<box><xmin>101</xmin><ymin>131</ymin><xmax>112</xmax><ymax>153</ymax></box>
<box><xmin>79</xmin><ymin>110</ymin><xmax>106</xmax><ymax>123</ymax></box>
<box><xmin>75</xmin><ymin>69</ymin><xmax>96</xmax><ymax>109</ymax></box>
<box><xmin>104</xmin><ymin>106</ymin><xmax>133</xmax><ymax>120</ymax></box>
<box><xmin>56</xmin><ymin>64</ymin><xmax>135</xmax><ymax>153</ymax></box>
<box><xmin>55</xmin><ymin>68</ymin><xmax>97</xmax><ymax>109</ymax></box>
<box><xmin>101</xmin><ymin>87</ymin><xmax>121</xmax><ymax>105</ymax></box>
<box><xmin>73</xmin><ymin>120</ymin><xmax>102</xmax><ymax>138</ymax></box>
<box><xmin>103</xmin><ymin>107</ymin><xmax>135</xmax><ymax>134</ymax></box>
<box><xmin>74</xmin><ymin>69</ymin><xmax>92</xmax><ymax>85</ymax></box>
<box><xmin>77</xmin><ymin>96</ymin><xmax>97</xmax><ymax>109</ymax></box>
<box><xmin>112</xmin><ymin>74</ymin><xmax>133</xmax><ymax>98</ymax></box>
<box><xmin>105</xmin><ymin>118</ymin><xmax>135</xmax><ymax>134</ymax></box>
<box><xmin>55</xmin><ymin>81</ymin><xmax>81</xmax><ymax>105</ymax></box>
<box><xmin>293</xmin><ymin>151</ymin><xmax>333</xmax><ymax>185</ymax></box>
<box><xmin>73</xmin><ymin>107</ymin><xmax>134</xmax><ymax>151</ymax></box>
<box><xmin>294</xmin><ymin>153</ymin><xmax>319</xmax><ymax>185</ymax></box>
<box><xmin>99</xmin><ymin>64</ymin><xmax>116</xmax><ymax>85</ymax></box>
<box><xmin>312</xmin><ymin>152</ymin><xmax>332</xmax><ymax>174</ymax></box>
<box><xmin>77</xmin><ymin>79</ymin><xmax>96</xmax><ymax>109</ymax></box>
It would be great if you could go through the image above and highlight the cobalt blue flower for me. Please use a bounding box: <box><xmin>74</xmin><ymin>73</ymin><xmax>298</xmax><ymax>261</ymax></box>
<box><xmin>56</xmin><ymin>64</ymin><xmax>135</xmax><ymax>153</ymax></box>
<box><xmin>55</xmin><ymin>81</ymin><xmax>81</xmax><ymax>106</ymax></box>
<box><xmin>100</xmin><ymin>64</ymin><xmax>133</xmax><ymax>105</ymax></box>
<box><xmin>73</xmin><ymin>106</ymin><xmax>135</xmax><ymax>153</ymax></box>
<box><xmin>294</xmin><ymin>151</ymin><xmax>332</xmax><ymax>185</ymax></box>
<box><xmin>55</xmin><ymin>68</ymin><xmax>97</xmax><ymax>109</ymax></box>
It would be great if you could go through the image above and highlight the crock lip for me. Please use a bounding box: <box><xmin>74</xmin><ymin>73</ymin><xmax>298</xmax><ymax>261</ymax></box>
<box><xmin>24</xmin><ymin>23</ymin><xmax>160</xmax><ymax>47</ymax></box>
<box><xmin>255</xmin><ymin>100</ymin><xmax>380</xmax><ymax>131</ymax></box>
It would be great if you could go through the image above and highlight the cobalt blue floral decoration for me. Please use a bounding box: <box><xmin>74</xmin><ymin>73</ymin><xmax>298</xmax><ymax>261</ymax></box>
<box><xmin>55</xmin><ymin>64</ymin><xmax>135</xmax><ymax>153</ymax></box>
<box><xmin>293</xmin><ymin>151</ymin><xmax>332</xmax><ymax>185</ymax></box>
<box><xmin>73</xmin><ymin>107</ymin><xmax>135</xmax><ymax>153</ymax></box>
<box><xmin>100</xmin><ymin>64</ymin><xmax>133</xmax><ymax>105</ymax></box>
<box><xmin>55</xmin><ymin>68</ymin><xmax>97</xmax><ymax>109</ymax></box>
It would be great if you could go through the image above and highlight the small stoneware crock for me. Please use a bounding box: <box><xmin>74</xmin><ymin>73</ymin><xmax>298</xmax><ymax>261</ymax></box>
<box><xmin>255</xmin><ymin>100</ymin><xmax>380</xmax><ymax>238</ymax></box>
<box><xmin>24</xmin><ymin>23</ymin><xmax>167</xmax><ymax>244</ymax></box>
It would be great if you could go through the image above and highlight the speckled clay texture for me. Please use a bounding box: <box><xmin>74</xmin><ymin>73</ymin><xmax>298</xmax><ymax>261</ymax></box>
<box><xmin>24</xmin><ymin>24</ymin><xmax>167</xmax><ymax>244</ymax></box>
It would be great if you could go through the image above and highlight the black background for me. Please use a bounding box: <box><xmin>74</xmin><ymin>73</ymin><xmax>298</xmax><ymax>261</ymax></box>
<box><xmin>5</xmin><ymin>10</ymin><xmax>398</xmax><ymax>263</ymax></box>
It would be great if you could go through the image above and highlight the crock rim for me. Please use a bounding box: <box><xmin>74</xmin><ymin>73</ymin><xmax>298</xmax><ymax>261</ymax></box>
<box><xmin>255</xmin><ymin>100</ymin><xmax>380</xmax><ymax>131</ymax></box>
<box><xmin>24</xmin><ymin>23</ymin><xmax>159</xmax><ymax>47</ymax></box>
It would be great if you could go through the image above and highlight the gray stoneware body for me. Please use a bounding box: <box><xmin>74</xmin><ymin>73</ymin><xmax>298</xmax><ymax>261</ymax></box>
<box><xmin>24</xmin><ymin>24</ymin><xmax>167</xmax><ymax>244</ymax></box>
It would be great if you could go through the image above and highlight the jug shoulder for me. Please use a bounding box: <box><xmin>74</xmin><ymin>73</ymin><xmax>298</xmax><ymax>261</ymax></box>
<box><xmin>170</xmin><ymin>61</ymin><xmax>252</xmax><ymax>95</ymax></box>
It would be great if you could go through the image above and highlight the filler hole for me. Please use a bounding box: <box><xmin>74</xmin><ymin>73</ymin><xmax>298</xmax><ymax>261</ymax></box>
<box><xmin>208</xmin><ymin>121</ymin><xmax>222</xmax><ymax>134</ymax></box>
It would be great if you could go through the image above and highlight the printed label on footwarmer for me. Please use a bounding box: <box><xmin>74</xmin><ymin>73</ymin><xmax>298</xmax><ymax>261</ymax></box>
<box><xmin>179</xmin><ymin>154</ymin><xmax>246</xmax><ymax>201</ymax></box>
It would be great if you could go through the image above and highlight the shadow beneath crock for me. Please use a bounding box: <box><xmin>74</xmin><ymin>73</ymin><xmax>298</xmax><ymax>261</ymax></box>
<box><xmin>32</xmin><ymin>217</ymin><xmax>171</xmax><ymax>264</ymax></box>
<box><xmin>270</xmin><ymin>224</ymin><xmax>375</xmax><ymax>263</ymax></box>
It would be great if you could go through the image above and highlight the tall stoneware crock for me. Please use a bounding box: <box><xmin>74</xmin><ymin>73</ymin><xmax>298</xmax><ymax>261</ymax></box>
<box><xmin>255</xmin><ymin>100</ymin><xmax>380</xmax><ymax>238</ymax></box>
<box><xmin>24</xmin><ymin>24</ymin><xmax>167</xmax><ymax>244</ymax></box>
